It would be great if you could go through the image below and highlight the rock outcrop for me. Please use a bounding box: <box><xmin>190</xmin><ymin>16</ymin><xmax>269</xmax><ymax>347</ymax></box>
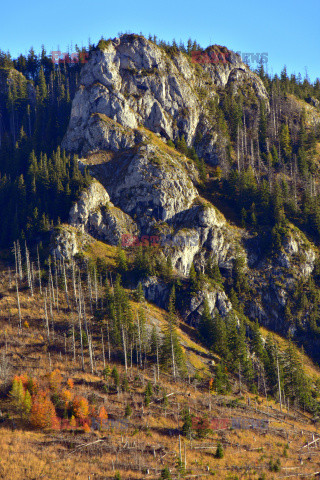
<box><xmin>62</xmin><ymin>34</ymin><xmax>268</xmax><ymax>164</ymax></box>
<box><xmin>142</xmin><ymin>276</ymin><xmax>232</xmax><ymax>324</ymax></box>
<box><xmin>69</xmin><ymin>179</ymin><xmax>139</xmax><ymax>245</ymax></box>
<box><xmin>247</xmin><ymin>224</ymin><xmax>316</xmax><ymax>332</ymax></box>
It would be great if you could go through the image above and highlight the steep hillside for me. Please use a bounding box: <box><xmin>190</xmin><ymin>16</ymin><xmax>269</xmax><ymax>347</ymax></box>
<box><xmin>0</xmin><ymin>249</ymin><xmax>320</xmax><ymax>479</ymax></box>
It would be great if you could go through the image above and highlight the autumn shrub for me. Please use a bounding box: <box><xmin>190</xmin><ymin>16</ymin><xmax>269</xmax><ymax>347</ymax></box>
<box><xmin>72</xmin><ymin>396</ymin><xmax>89</xmax><ymax>419</ymax></box>
<box><xmin>30</xmin><ymin>390</ymin><xmax>59</xmax><ymax>429</ymax></box>
<box><xmin>67</xmin><ymin>378</ymin><xmax>74</xmax><ymax>389</ymax></box>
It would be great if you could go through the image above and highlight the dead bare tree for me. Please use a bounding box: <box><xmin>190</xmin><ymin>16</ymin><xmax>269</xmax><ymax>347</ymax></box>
<box><xmin>16</xmin><ymin>275</ymin><xmax>22</xmax><ymax>331</ymax></box>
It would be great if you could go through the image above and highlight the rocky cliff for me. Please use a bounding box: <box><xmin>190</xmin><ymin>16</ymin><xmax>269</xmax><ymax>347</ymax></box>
<box><xmin>62</xmin><ymin>34</ymin><xmax>268</xmax><ymax>164</ymax></box>
<box><xmin>59</xmin><ymin>34</ymin><xmax>317</xmax><ymax>344</ymax></box>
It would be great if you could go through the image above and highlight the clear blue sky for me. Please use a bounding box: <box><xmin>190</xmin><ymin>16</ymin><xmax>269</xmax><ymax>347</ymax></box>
<box><xmin>1</xmin><ymin>0</ymin><xmax>319</xmax><ymax>81</ymax></box>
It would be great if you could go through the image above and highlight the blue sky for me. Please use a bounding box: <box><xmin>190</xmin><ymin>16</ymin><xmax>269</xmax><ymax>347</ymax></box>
<box><xmin>1</xmin><ymin>0</ymin><xmax>319</xmax><ymax>81</ymax></box>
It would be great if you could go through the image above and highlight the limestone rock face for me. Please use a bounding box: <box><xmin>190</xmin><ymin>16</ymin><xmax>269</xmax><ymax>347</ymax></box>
<box><xmin>158</xmin><ymin>201</ymin><xmax>237</xmax><ymax>276</ymax></box>
<box><xmin>75</xmin><ymin>145</ymin><xmax>237</xmax><ymax>277</ymax></box>
<box><xmin>69</xmin><ymin>180</ymin><xmax>110</xmax><ymax>227</ymax></box>
<box><xmin>184</xmin><ymin>286</ymin><xmax>232</xmax><ymax>326</ymax></box>
<box><xmin>91</xmin><ymin>144</ymin><xmax>198</xmax><ymax>228</ymax></box>
<box><xmin>51</xmin><ymin>227</ymin><xmax>80</xmax><ymax>261</ymax></box>
<box><xmin>86</xmin><ymin>204</ymin><xmax>139</xmax><ymax>245</ymax></box>
<box><xmin>69</xmin><ymin>180</ymin><xmax>139</xmax><ymax>245</ymax></box>
<box><xmin>247</xmin><ymin>225</ymin><xmax>316</xmax><ymax>332</ymax></box>
<box><xmin>62</xmin><ymin>34</ymin><xmax>269</xmax><ymax>164</ymax></box>
<box><xmin>142</xmin><ymin>276</ymin><xmax>170</xmax><ymax>308</ymax></box>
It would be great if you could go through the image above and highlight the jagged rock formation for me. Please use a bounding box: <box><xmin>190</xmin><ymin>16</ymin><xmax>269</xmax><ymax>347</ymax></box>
<box><xmin>51</xmin><ymin>225</ymin><xmax>81</xmax><ymax>261</ymax></box>
<box><xmin>62</xmin><ymin>34</ymin><xmax>268</xmax><ymax>164</ymax></box>
<box><xmin>69</xmin><ymin>179</ymin><xmax>139</xmax><ymax>244</ymax></box>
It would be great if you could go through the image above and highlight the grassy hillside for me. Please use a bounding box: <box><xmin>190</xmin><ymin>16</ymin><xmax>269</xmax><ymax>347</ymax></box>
<box><xmin>0</xmin><ymin>244</ymin><xmax>320</xmax><ymax>480</ymax></box>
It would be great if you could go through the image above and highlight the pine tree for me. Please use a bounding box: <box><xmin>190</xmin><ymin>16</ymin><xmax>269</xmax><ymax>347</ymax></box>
<box><xmin>111</xmin><ymin>366</ymin><xmax>120</xmax><ymax>391</ymax></box>
<box><xmin>161</xmin><ymin>288</ymin><xmax>185</xmax><ymax>378</ymax></box>
<box><xmin>116</xmin><ymin>242</ymin><xmax>128</xmax><ymax>272</ymax></box>
<box><xmin>213</xmin><ymin>362</ymin><xmax>230</xmax><ymax>394</ymax></box>
<box><xmin>215</xmin><ymin>442</ymin><xmax>224</xmax><ymax>459</ymax></box>
<box><xmin>199</xmin><ymin>297</ymin><xmax>214</xmax><ymax>348</ymax></box>
<box><xmin>9</xmin><ymin>377</ymin><xmax>25</xmax><ymax>413</ymax></box>
<box><xmin>189</xmin><ymin>262</ymin><xmax>198</xmax><ymax>293</ymax></box>
<box><xmin>135</xmin><ymin>282</ymin><xmax>144</xmax><ymax>302</ymax></box>
<box><xmin>181</xmin><ymin>407</ymin><xmax>193</xmax><ymax>437</ymax></box>
<box><xmin>144</xmin><ymin>381</ymin><xmax>153</xmax><ymax>406</ymax></box>
<box><xmin>38</xmin><ymin>67</ymin><xmax>47</xmax><ymax>101</ymax></box>
<box><xmin>280</xmin><ymin>124</ymin><xmax>292</xmax><ymax>162</ymax></box>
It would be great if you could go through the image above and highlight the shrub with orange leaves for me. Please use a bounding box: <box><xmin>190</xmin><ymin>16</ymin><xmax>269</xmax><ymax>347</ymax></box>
<box><xmin>98</xmin><ymin>405</ymin><xmax>108</xmax><ymax>420</ymax></box>
<box><xmin>67</xmin><ymin>378</ymin><xmax>74</xmax><ymax>389</ymax></box>
<box><xmin>30</xmin><ymin>390</ymin><xmax>59</xmax><ymax>429</ymax></box>
<box><xmin>209</xmin><ymin>378</ymin><xmax>214</xmax><ymax>391</ymax></box>
<box><xmin>83</xmin><ymin>422</ymin><xmax>91</xmax><ymax>433</ymax></box>
<box><xmin>72</xmin><ymin>396</ymin><xmax>89</xmax><ymax>419</ymax></box>
<box><xmin>14</xmin><ymin>374</ymin><xmax>29</xmax><ymax>388</ymax></box>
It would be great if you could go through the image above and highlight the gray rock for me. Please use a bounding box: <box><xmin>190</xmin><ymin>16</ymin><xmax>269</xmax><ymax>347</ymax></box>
<box><xmin>62</xmin><ymin>34</ymin><xmax>269</xmax><ymax>165</ymax></box>
<box><xmin>69</xmin><ymin>179</ymin><xmax>139</xmax><ymax>245</ymax></box>
<box><xmin>50</xmin><ymin>227</ymin><xmax>80</xmax><ymax>261</ymax></box>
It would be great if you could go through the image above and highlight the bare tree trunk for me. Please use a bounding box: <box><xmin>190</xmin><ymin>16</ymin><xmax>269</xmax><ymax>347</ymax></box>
<box><xmin>87</xmin><ymin>266</ymin><xmax>93</xmax><ymax>314</ymax></box>
<box><xmin>13</xmin><ymin>242</ymin><xmax>18</xmax><ymax>280</ymax></box>
<box><xmin>44</xmin><ymin>290</ymin><xmax>50</xmax><ymax>340</ymax></box>
<box><xmin>100</xmin><ymin>275</ymin><xmax>104</xmax><ymax>309</ymax></box>
<box><xmin>88</xmin><ymin>334</ymin><xmax>94</xmax><ymax>374</ymax></box>
<box><xmin>63</xmin><ymin>260</ymin><xmax>70</xmax><ymax>310</ymax></box>
<box><xmin>49</xmin><ymin>264</ymin><xmax>55</xmax><ymax>306</ymax></box>
<box><xmin>72</xmin><ymin>260</ymin><xmax>77</xmax><ymax>305</ymax></box>
<box><xmin>137</xmin><ymin>313</ymin><xmax>142</xmax><ymax>368</ymax></box>
<box><xmin>72</xmin><ymin>321</ymin><xmax>76</xmax><ymax>363</ymax></box>
<box><xmin>121</xmin><ymin>325</ymin><xmax>128</xmax><ymax>373</ymax></box>
<box><xmin>54</xmin><ymin>253</ymin><xmax>59</xmax><ymax>311</ymax></box>
<box><xmin>277</xmin><ymin>354</ymin><xmax>282</xmax><ymax>412</ymax></box>
<box><xmin>77</xmin><ymin>286</ymin><xmax>85</xmax><ymax>372</ymax></box>
<box><xmin>171</xmin><ymin>328</ymin><xmax>176</xmax><ymax>380</ymax></box>
<box><xmin>25</xmin><ymin>242</ymin><xmax>33</xmax><ymax>296</ymax></box>
<box><xmin>16</xmin><ymin>276</ymin><xmax>22</xmax><ymax>331</ymax></box>
<box><xmin>107</xmin><ymin>320</ymin><xmax>111</xmax><ymax>362</ymax></box>
<box><xmin>17</xmin><ymin>240</ymin><xmax>23</xmax><ymax>280</ymax></box>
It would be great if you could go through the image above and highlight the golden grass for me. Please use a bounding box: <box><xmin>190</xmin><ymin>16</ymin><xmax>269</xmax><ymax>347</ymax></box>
<box><xmin>1</xmin><ymin>266</ymin><xmax>320</xmax><ymax>479</ymax></box>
